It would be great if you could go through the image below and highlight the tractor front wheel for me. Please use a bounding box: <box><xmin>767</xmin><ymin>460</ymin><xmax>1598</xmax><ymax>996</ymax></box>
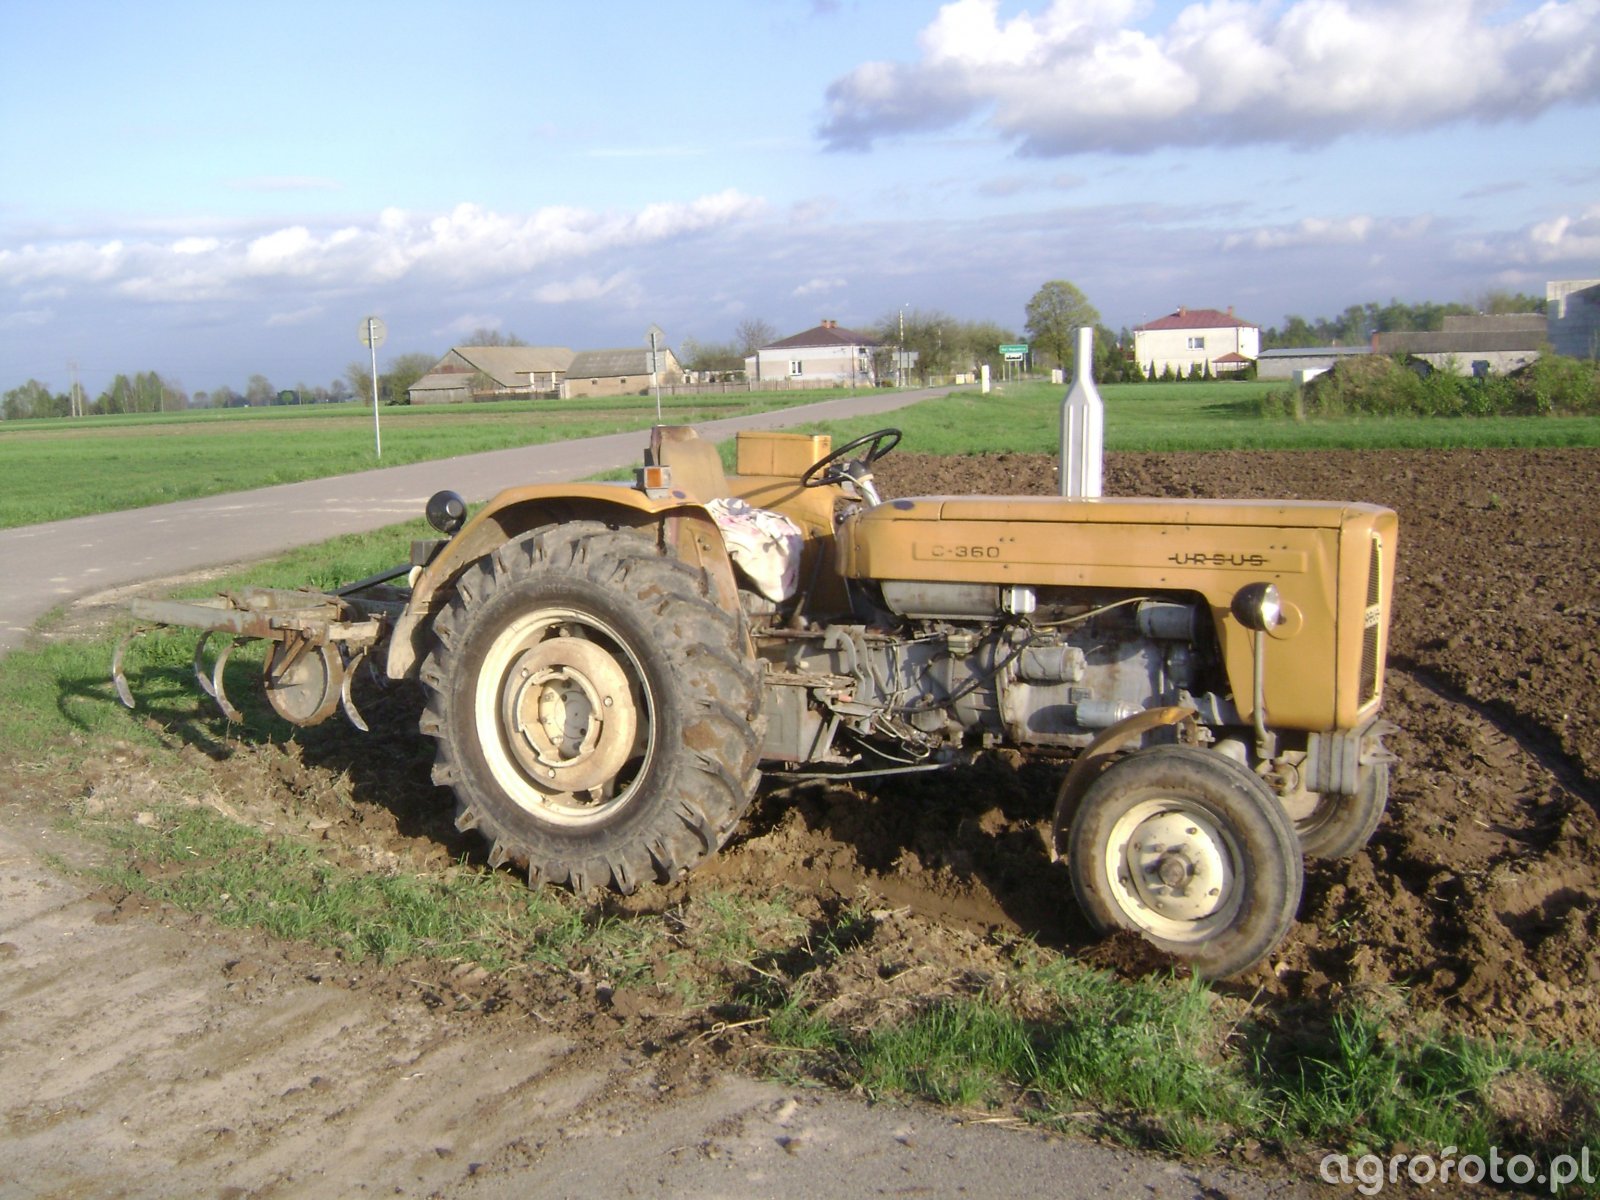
<box><xmin>1067</xmin><ymin>746</ymin><xmax>1302</xmax><ymax>979</ymax></box>
<box><xmin>420</xmin><ymin>523</ymin><xmax>763</xmax><ymax>893</ymax></box>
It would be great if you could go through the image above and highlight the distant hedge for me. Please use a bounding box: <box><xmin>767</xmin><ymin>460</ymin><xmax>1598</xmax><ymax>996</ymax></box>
<box><xmin>1262</xmin><ymin>354</ymin><xmax>1600</xmax><ymax>419</ymax></box>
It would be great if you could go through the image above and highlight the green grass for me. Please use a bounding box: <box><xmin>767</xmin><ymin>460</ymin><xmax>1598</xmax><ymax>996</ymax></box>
<box><xmin>787</xmin><ymin>381</ymin><xmax>1600</xmax><ymax>456</ymax></box>
<box><xmin>0</xmin><ymin>390</ymin><xmax>861</xmax><ymax>528</ymax></box>
<box><xmin>10</xmin><ymin>382</ymin><xmax>1599</xmax><ymax>530</ymax></box>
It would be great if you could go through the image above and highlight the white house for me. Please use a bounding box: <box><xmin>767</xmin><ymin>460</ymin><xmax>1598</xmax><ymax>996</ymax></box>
<box><xmin>746</xmin><ymin>320</ymin><xmax>879</xmax><ymax>386</ymax></box>
<box><xmin>1133</xmin><ymin>307</ymin><xmax>1260</xmax><ymax>378</ymax></box>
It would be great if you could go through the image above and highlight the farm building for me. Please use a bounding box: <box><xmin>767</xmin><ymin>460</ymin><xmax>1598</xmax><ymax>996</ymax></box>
<box><xmin>1257</xmin><ymin>345</ymin><xmax>1373</xmax><ymax>382</ymax></box>
<box><xmin>746</xmin><ymin>320</ymin><xmax>879</xmax><ymax>386</ymax></box>
<box><xmin>1548</xmin><ymin>279</ymin><xmax>1600</xmax><ymax>360</ymax></box>
<box><xmin>1372</xmin><ymin>314</ymin><xmax>1545</xmax><ymax>376</ymax></box>
<box><xmin>1133</xmin><ymin>307</ymin><xmax>1260</xmax><ymax>378</ymax></box>
<box><xmin>408</xmin><ymin>346</ymin><xmax>574</xmax><ymax>404</ymax></box>
<box><xmin>561</xmin><ymin>347</ymin><xmax>683</xmax><ymax>399</ymax></box>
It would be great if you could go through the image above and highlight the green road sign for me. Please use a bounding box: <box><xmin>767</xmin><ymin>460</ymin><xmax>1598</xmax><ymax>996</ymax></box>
<box><xmin>999</xmin><ymin>343</ymin><xmax>1028</xmax><ymax>355</ymax></box>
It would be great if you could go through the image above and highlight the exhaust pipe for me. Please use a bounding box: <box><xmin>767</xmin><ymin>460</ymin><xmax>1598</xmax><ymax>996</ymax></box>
<box><xmin>1059</xmin><ymin>325</ymin><xmax>1103</xmax><ymax>498</ymax></box>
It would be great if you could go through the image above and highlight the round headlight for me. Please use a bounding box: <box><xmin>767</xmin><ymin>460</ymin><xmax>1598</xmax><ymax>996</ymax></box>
<box><xmin>1230</xmin><ymin>582</ymin><xmax>1282</xmax><ymax>632</ymax></box>
<box><xmin>425</xmin><ymin>489</ymin><xmax>467</xmax><ymax>535</ymax></box>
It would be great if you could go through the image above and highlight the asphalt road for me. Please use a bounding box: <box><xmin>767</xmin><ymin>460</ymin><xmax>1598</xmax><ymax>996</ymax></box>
<box><xmin>0</xmin><ymin>387</ymin><xmax>950</xmax><ymax>653</ymax></box>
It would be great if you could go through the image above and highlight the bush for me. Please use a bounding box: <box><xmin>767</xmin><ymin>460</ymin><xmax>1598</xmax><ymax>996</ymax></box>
<box><xmin>1262</xmin><ymin>353</ymin><xmax>1600</xmax><ymax>420</ymax></box>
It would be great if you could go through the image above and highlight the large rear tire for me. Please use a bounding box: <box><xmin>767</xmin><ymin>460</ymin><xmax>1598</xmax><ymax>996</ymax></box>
<box><xmin>420</xmin><ymin>524</ymin><xmax>763</xmax><ymax>893</ymax></box>
<box><xmin>1067</xmin><ymin>746</ymin><xmax>1302</xmax><ymax>979</ymax></box>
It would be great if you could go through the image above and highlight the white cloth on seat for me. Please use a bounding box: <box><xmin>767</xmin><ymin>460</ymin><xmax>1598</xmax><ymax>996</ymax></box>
<box><xmin>705</xmin><ymin>497</ymin><xmax>804</xmax><ymax>602</ymax></box>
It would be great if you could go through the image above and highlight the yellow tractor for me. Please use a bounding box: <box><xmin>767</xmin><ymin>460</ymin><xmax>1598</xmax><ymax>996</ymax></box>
<box><xmin>118</xmin><ymin>422</ymin><xmax>1397</xmax><ymax>979</ymax></box>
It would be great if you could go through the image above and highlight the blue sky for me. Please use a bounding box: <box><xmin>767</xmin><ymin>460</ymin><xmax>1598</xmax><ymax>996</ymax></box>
<box><xmin>2</xmin><ymin>0</ymin><xmax>1597</xmax><ymax>399</ymax></box>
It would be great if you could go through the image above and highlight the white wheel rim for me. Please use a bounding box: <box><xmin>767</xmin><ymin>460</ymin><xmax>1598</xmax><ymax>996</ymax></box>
<box><xmin>1103</xmin><ymin>799</ymin><xmax>1241</xmax><ymax>943</ymax></box>
<box><xmin>474</xmin><ymin>606</ymin><xmax>652</xmax><ymax>826</ymax></box>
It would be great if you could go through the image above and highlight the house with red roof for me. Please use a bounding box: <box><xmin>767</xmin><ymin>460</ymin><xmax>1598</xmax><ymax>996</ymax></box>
<box><xmin>1133</xmin><ymin>306</ymin><xmax>1260</xmax><ymax>379</ymax></box>
<box><xmin>746</xmin><ymin>319</ymin><xmax>880</xmax><ymax>386</ymax></box>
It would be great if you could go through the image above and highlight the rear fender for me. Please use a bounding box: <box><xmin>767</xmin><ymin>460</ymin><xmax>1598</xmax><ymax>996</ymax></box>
<box><xmin>384</xmin><ymin>483</ymin><xmax>738</xmax><ymax>678</ymax></box>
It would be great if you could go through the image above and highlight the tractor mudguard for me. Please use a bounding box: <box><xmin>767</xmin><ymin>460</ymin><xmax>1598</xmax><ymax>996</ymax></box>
<box><xmin>384</xmin><ymin>483</ymin><xmax>740</xmax><ymax>680</ymax></box>
<box><xmin>1049</xmin><ymin>704</ymin><xmax>1202</xmax><ymax>862</ymax></box>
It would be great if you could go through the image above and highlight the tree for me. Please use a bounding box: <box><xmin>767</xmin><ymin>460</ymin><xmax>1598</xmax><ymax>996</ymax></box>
<box><xmin>245</xmin><ymin>374</ymin><xmax>275</xmax><ymax>407</ymax></box>
<box><xmin>680</xmin><ymin>337</ymin><xmax>745</xmax><ymax>376</ymax></box>
<box><xmin>2</xmin><ymin>379</ymin><xmax>63</xmax><ymax>420</ymax></box>
<box><xmin>873</xmin><ymin>307</ymin><xmax>961</xmax><ymax>384</ymax></box>
<box><xmin>346</xmin><ymin>361</ymin><xmax>374</xmax><ymax>405</ymax></box>
<box><xmin>461</xmin><ymin>328</ymin><xmax>527</xmax><ymax>346</ymax></box>
<box><xmin>734</xmin><ymin>318</ymin><xmax>777</xmax><ymax>357</ymax></box>
<box><xmin>383</xmin><ymin>352</ymin><xmax>439</xmax><ymax>406</ymax></box>
<box><xmin>1025</xmin><ymin>281</ymin><xmax>1100</xmax><ymax>375</ymax></box>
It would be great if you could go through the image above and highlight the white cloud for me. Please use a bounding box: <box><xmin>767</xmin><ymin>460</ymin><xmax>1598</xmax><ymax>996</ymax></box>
<box><xmin>1458</xmin><ymin>202</ymin><xmax>1600</xmax><ymax>263</ymax></box>
<box><xmin>793</xmin><ymin>276</ymin><xmax>848</xmax><ymax>296</ymax></box>
<box><xmin>265</xmin><ymin>306</ymin><xmax>324</xmax><ymax>328</ymax></box>
<box><xmin>820</xmin><ymin>0</ymin><xmax>1600</xmax><ymax>154</ymax></box>
<box><xmin>530</xmin><ymin>272</ymin><xmax>642</xmax><ymax>306</ymax></box>
<box><xmin>0</xmin><ymin>191</ymin><xmax>765</xmax><ymax>305</ymax></box>
<box><xmin>0</xmin><ymin>308</ymin><xmax>51</xmax><ymax>330</ymax></box>
<box><xmin>1222</xmin><ymin>214</ymin><xmax>1379</xmax><ymax>251</ymax></box>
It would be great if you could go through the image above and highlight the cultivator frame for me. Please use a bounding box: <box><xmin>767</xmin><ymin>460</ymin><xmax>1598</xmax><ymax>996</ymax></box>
<box><xmin>113</xmin><ymin>573</ymin><xmax>408</xmax><ymax>731</ymax></box>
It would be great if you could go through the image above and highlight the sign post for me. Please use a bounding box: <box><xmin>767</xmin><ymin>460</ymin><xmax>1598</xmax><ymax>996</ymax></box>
<box><xmin>359</xmin><ymin>316</ymin><xmax>388</xmax><ymax>457</ymax></box>
<box><xmin>645</xmin><ymin>324</ymin><xmax>665</xmax><ymax>421</ymax></box>
<box><xmin>999</xmin><ymin>342</ymin><xmax>1029</xmax><ymax>383</ymax></box>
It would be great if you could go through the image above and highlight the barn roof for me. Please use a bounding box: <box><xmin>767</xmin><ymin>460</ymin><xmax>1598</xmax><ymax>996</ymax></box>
<box><xmin>449</xmin><ymin>346</ymin><xmax>574</xmax><ymax>387</ymax></box>
<box><xmin>567</xmin><ymin>347</ymin><xmax>676</xmax><ymax>378</ymax></box>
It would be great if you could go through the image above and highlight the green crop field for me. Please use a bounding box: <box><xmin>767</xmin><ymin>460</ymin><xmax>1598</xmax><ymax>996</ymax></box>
<box><xmin>0</xmin><ymin>390</ymin><xmax>852</xmax><ymax>529</ymax></box>
<box><xmin>6</xmin><ymin>381</ymin><xmax>1599</xmax><ymax>530</ymax></box>
<box><xmin>788</xmin><ymin>380</ymin><xmax>1600</xmax><ymax>456</ymax></box>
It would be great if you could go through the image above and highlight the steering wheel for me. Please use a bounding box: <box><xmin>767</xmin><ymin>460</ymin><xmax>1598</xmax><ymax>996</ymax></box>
<box><xmin>799</xmin><ymin>428</ymin><xmax>902</xmax><ymax>490</ymax></box>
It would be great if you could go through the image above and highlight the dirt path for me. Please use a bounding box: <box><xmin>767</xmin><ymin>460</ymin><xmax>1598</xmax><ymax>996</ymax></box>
<box><xmin>0</xmin><ymin>803</ymin><xmax>1309</xmax><ymax>1199</ymax></box>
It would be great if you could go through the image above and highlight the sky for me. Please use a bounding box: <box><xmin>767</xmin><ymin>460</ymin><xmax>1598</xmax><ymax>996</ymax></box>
<box><xmin>1</xmin><ymin>0</ymin><xmax>1597</xmax><ymax>400</ymax></box>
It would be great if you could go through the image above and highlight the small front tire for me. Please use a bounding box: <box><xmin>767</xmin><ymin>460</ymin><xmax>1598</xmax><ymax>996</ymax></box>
<box><xmin>1067</xmin><ymin>746</ymin><xmax>1303</xmax><ymax>979</ymax></box>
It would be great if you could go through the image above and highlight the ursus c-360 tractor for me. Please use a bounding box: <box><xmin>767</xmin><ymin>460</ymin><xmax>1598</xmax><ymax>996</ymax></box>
<box><xmin>117</xmin><ymin>420</ymin><xmax>1397</xmax><ymax>978</ymax></box>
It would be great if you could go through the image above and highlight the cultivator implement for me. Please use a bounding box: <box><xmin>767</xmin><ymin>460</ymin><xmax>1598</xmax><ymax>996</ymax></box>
<box><xmin>113</xmin><ymin>572</ymin><xmax>409</xmax><ymax>731</ymax></box>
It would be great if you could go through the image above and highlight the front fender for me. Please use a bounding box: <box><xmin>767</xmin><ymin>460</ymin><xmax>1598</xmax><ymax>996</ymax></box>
<box><xmin>1049</xmin><ymin>705</ymin><xmax>1200</xmax><ymax>862</ymax></box>
<box><xmin>384</xmin><ymin>482</ymin><xmax>737</xmax><ymax>678</ymax></box>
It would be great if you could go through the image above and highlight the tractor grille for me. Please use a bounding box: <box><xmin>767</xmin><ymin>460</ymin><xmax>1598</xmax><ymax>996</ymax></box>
<box><xmin>1359</xmin><ymin>533</ymin><xmax>1384</xmax><ymax>703</ymax></box>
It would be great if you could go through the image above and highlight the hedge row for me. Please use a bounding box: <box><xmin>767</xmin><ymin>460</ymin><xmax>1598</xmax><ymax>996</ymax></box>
<box><xmin>1262</xmin><ymin>354</ymin><xmax>1600</xmax><ymax>419</ymax></box>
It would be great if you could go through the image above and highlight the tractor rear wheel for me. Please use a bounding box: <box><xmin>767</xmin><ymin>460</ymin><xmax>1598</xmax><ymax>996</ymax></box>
<box><xmin>420</xmin><ymin>523</ymin><xmax>763</xmax><ymax>893</ymax></box>
<box><xmin>1067</xmin><ymin>746</ymin><xmax>1302</xmax><ymax>979</ymax></box>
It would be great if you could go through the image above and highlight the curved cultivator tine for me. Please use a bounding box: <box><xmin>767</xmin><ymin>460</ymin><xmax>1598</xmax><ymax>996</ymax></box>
<box><xmin>340</xmin><ymin>647</ymin><xmax>370</xmax><ymax>732</ymax></box>
<box><xmin>111</xmin><ymin>627</ymin><xmax>152</xmax><ymax>709</ymax></box>
<box><xmin>192</xmin><ymin>633</ymin><xmax>246</xmax><ymax>723</ymax></box>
